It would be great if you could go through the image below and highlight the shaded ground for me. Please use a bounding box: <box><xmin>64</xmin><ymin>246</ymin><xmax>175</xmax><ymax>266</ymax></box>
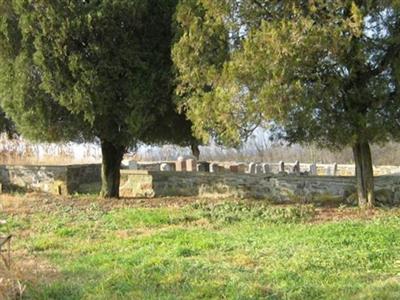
<box><xmin>0</xmin><ymin>193</ymin><xmax>399</xmax><ymax>299</ymax></box>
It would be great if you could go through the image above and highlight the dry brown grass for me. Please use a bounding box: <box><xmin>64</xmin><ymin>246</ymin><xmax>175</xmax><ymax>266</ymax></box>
<box><xmin>0</xmin><ymin>251</ymin><xmax>59</xmax><ymax>299</ymax></box>
<box><xmin>0</xmin><ymin>192</ymin><xmax>393</xmax><ymax>223</ymax></box>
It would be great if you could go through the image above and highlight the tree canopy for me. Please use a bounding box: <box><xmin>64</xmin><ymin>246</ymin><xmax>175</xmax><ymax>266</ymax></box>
<box><xmin>0</xmin><ymin>0</ymin><xmax>195</xmax><ymax>197</ymax></box>
<box><xmin>173</xmin><ymin>0</ymin><xmax>400</xmax><ymax>207</ymax></box>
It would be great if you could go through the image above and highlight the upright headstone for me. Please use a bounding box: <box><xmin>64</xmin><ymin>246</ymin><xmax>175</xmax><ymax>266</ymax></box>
<box><xmin>248</xmin><ymin>162</ymin><xmax>256</xmax><ymax>174</ymax></box>
<box><xmin>186</xmin><ymin>159</ymin><xmax>197</xmax><ymax>172</ymax></box>
<box><xmin>197</xmin><ymin>161</ymin><xmax>210</xmax><ymax>172</ymax></box>
<box><xmin>129</xmin><ymin>160</ymin><xmax>138</xmax><ymax>170</ymax></box>
<box><xmin>333</xmin><ymin>163</ymin><xmax>338</xmax><ymax>176</ymax></box>
<box><xmin>210</xmin><ymin>162</ymin><xmax>217</xmax><ymax>173</ymax></box>
<box><xmin>256</xmin><ymin>164</ymin><xmax>263</xmax><ymax>174</ymax></box>
<box><xmin>293</xmin><ymin>161</ymin><xmax>300</xmax><ymax>174</ymax></box>
<box><xmin>309</xmin><ymin>163</ymin><xmax>317</xmax><ymax>175</ymax></box>
<box><xmin>230</xmin><ymin>165</ymin><xmax>240</xmax><ymax>173</ymax></box>
<box><xmin>176</xmin><ymin>156</ymin><xmax>186</xmax><ymax>172</ymax></box>
<box><xmin>262</xmin><ymin>163</ymin><xmax>270</xmax><ymax>174</ymax></box>
<box><xmin>237</xmin><ymin>164</ymin><xmax>248</xmax><ymax>173</ymax></box>
<box><xmin>279</xmin><ymin>161</ymin><xmax>285</xmax><ymax>173</ymax></box>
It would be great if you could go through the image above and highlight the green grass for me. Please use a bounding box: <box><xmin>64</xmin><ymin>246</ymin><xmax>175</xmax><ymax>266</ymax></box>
<box><xmin>3</xmin><ymin>198</ymin><xmax>400</xmax><ymax>299</ymax></box>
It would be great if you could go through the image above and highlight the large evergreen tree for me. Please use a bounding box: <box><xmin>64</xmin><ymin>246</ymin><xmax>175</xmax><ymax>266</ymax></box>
<box><xmin>173</xmin><ymin>0</ymin><xmax>400</xmax><ymax>207</ymax></box>
<box><xmin>0</xmin><ymin>0</ymin><xmax>188</xmax><ymax>198</ymax></box>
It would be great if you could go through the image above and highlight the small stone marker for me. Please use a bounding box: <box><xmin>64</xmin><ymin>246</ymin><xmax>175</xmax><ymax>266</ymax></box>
<box><xmin>128</xmin><ymin>160</ymin><xmax>138</xmax><ymax>170</ymax></box>
<box><xmin>176</xmin><ymin>156</ymin><xmax>186</xmax><ymax>172</ymax></box>
<box><xmin>197</xmin><ymin>161</ymin><xmax>210</xmax><ymax>172</ymax></box>
<box><xmin>262</xmin><ymin>163</ymin><xmax>270</xmax><ymax>174</ymax></box>
<box><xmin>293</xmin><ymin>161</ymin><xmax>300</xmax><ymax>174</ymax></box>
<box><xmin>309</xmin><ymin>163</ymin><xmax>317</xmax><ymax>175</ymax></box>
<box><xmin>256</xmin><ymin>164</ymin><xmax>263</xmax><ymax>174</ymax></box>
<box><xmin>333</xmin><ymin>163</ymin><xmax>338</xmax><ymax>176</ymax></box>
<box><xmin>279</xmin><ymin>161</ymin><xmax>285</xmax><ymax>173</ymax></box>
<box><xmin>186</xmin><ymin>159</ymin><xmax>197</xmax><ymax>172</ymax></box>
<box><xmin>230</xmin><ymin>165</ymin><xmax>239</xmax><ymax>173</ymax></box>
<box><xmin>210</xmin><ymin>162</ymin><xmax>217</xmax><ymax>173</ymax></box>
<box><xmin>248</xmin><ymin>162</ymin><xmax>256</xmax><ymax>174</ymax></box>
<box><xmin>160</xmin><ymin>163</ymin><xmax>172</xmax><ymax>171</ymax></box>
<box><xmin>237</xmin><ymin>164</ymin><xmax>247</xmax><ymax>173</ymax></box>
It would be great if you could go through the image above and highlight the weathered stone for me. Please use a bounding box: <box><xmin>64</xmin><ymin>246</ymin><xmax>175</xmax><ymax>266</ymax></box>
<box><xmin>333</xmin><ymin>163</ymin><xmax>338</xmax><ymax>176</ymax></box>
<box><xmin>255</xmin><ymin>164</ymin><xmax>263</xmax><ymax>174</ymax></box>
<box><xmin>230</xmin><ymin>165</ymin><xmax>240</xmax><ymax>173</ymax></box>
<box><xmin>175</xmin><ymin>157</ymin><xmax>186</xmax><ymax>172</ymax></box>
<box><xmin>186</xmin><ymin>159</ymin><xmax>197</xmax><ymax>172</ymax></box>
<box><xmin>237</xmin><ymin>164</ymin><xmax>248</xmax><ymax>173</ymax></box>
<box><xmin>210</xmin><ymin>163</ymin><xmax>217</xmax><ymax>173</ymax></box>
<box><xmin>160</xmin><ymin>163</ymin><xmax>172</xmax><ymax>172</ymax></box>
<box><xmin>262</xmin><ymin>163</ymin><xmax>270</xmax><ymax>174</ymax></box>
<box><xmin>197</xmin><ymin>161</ymin><xmax>210</xmax><ymax>172</ymax></box>
<box><xmin>309</xmin><ymin>163</ymin><xmax>317</xmax><ymax>175</ymax></box>
<box><xmin>279</xmin><ymin>161</ymin><xmax>285</xmax><ymax>173</ymax></box>
<box><xmin>293</xmin><ymin>161</ymin><xmax>300</xmax><ymax>174</ymax></box>
<box><xmin>248</xmin><ymin>163</ymin><xmax>256</xmax><ymax>174</ymax></box>
<box><xmin>210</xmin><ymin>164</ymin><xmax>225</xmax><ymax>173</ymax></box>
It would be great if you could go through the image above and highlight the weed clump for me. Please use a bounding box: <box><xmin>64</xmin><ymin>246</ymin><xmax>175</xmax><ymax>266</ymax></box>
<box><xmin>193</xmin><ymin>201</ymin><xmax>316</xmax><ymax>224</ymax></box>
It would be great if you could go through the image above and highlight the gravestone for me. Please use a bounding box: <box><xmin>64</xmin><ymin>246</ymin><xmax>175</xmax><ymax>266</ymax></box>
<box><xmin>333</xmin><ymin>163</ymin><xmax>338</xmax><ymax>176</ymax></box>
<box><xmin>256</xmin><ymin>164</ymin><xmax>263</xmax><ymax>174</ymax></box>
<box><xmin>197</xmin><ymin>161</ymin><xmax>210</xmax><ymax>172</ymax></box>
<box><xmin>230</xmin><ymin>165</ymin><xmax>239</xmax><ymax>173</ymax></box>
<box><xmin>237</xmin><ymin>164</ymin><xmax>248</xmax><ymax>173</ymax></box>
<box><xmin>210</xmin><ymin>163</ymin><xmax>225</xmax><ymax>173</ymax></box>
<box><xmin>262</xmin><ymin>163</ymin><xmax>270</xmax><ymax>174</ymax></box>
<box><xmin>175</xmin><ymin>156</ymin><xmax>186</xmax><ymax>172</ymax></box>
<box><xmin>186</xmin><ymin>159</ymin><xmax>197</xmax><ymax>172</ymax></box>
<box><xmin>309</xmin><ymin>163</ymin><xmax>317</xmax><ymax>175</ymax></box>
<box><xmin>210</xmin><ymin>162</ymin><xmax>217</xmax><ymax>173</ymax></box>
<box><xmin>160</xmin><ymin>163</ymin><xmax>172</xmax><ymax>172</ymax></box>
<box><xmin>247</xmin><ymin>163</ymin><xmax>256</xmax><ymax>174</ymax></box>
<box><xmin>279</xmin><ymin>161</ymin><xmax>285</xmax><ymax>173</ymax></box>
<box><xmin>293</xmin><ymin>161</ymin><xmax>300</xmax><ymax>174</ymax></box>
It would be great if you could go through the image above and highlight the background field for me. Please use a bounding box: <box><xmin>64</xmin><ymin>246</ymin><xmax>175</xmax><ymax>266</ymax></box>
<box><xmin>1</xmin><ymin>194</ymin><xmax>400</xmax><ymax>299</ymax></box>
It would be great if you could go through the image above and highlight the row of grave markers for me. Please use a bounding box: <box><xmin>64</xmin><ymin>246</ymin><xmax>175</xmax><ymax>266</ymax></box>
<box><xmin>128</xmin><ymin>158</ymin><xmax>339</xmax><ymax>176</ymax></box>
<box><xmin>171</xmin><ymin>158</ymin><xmax>339</xmax><ymax>176</ymax></box>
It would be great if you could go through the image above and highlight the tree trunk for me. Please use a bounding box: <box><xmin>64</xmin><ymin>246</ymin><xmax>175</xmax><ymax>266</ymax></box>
<box><xmin>100</xmin><ymin>140</ymin><xmax>125</xmax><ymax>198</ymax></box>
<box><xmin>352</xmin><ymin>141</ymin><xmax>374</xmax><ymax>208</ymax></box>
<box><xmin>190</xmin><ymin>142</ymin><xmax>200</xmax><ymax>160</ymax></box>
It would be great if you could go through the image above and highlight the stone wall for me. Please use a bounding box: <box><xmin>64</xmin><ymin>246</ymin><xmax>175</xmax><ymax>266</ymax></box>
<box><xmin>2</xmin><ymin>163</ymin><xmax>400</xmax><ymax>205</ymax></box>
<box><xmin>120</xmin><ymin>170</ymin><xmax>400</xmax><ymax>205</ymax></box>
<box><xmin>0</xmin><ymin>164</ymin><xmax>101</xmax><ymax>194</ymax></box>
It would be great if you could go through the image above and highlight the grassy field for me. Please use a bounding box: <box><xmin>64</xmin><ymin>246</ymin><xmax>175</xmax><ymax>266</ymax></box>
<box><xmin>0</xmin><ymin>193</ymin><xmax>400</xmax><ymax>299</ymax></box>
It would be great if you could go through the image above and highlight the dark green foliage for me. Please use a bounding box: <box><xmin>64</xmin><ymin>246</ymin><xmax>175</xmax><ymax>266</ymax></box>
<box><xmin>0</xmin><ymin>108</ymin><xmax>16</xmax><ymax>137</ymax></box>
<box><xmin>173</xmin><ymin>1</ymin><xmax>400</xmax><ymax>206</ymax></box>
<box><xmin>0</xmin><ymin>0</ymin><xmax>198</xmax><ymax>196</ymax></box>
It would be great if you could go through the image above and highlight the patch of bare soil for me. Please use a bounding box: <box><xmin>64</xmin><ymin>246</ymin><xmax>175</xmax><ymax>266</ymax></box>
<box><xmin>0</xmin><ymin>250</ymin><xmax>59</xmax><ymax>299</ymax></box>
<box><xmin>313</xmin><ymin>207</ymin><xmax>384</xmax><ymax>223</ymax></box>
